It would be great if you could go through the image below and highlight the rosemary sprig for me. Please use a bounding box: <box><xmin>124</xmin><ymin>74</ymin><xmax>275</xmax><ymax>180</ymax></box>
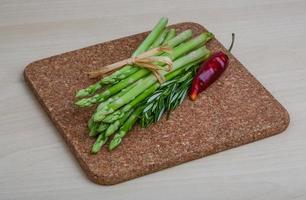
<box><xmin>140</xmin><ymin>65</ymin><xmax>198</xmax><ymax>128</ymax></box>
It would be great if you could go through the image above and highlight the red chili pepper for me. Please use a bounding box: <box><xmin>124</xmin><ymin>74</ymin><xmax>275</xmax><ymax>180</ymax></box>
<box><xmin>189</xmin><ymin>33</ymin><xmax>235</xmax><ymax>101</ymax></box>
<box><xmin>189</xmin><ymin>52</ymin><xmax>229</xmax><ymax>101</ymax></box>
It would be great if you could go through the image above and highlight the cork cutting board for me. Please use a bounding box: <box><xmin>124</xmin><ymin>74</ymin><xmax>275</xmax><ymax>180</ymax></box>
<box><xmin>24</xmin><ymin>22</ymin><xmax>289</xmax><ymax>185</ymax></box>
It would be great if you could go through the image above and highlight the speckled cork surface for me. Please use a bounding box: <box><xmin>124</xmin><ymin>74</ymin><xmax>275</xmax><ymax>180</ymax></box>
<box><xmin>24</xmin><ymin>22</ymin><xmax>289</xmax><ymax>185</ymax></box>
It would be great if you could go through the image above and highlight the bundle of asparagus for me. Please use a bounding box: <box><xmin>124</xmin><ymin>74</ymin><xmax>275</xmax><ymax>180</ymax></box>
<box><xmin>75</xmin><ymin>17</ymin><xmax>214</xmax><ymax>153</ymax></box>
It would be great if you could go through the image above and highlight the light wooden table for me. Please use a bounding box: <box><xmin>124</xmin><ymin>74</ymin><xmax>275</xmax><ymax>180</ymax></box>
<box><xmin>1</xmin><ymin>0</ymin><xmax>306</xmax><ymax>199</ymax></box>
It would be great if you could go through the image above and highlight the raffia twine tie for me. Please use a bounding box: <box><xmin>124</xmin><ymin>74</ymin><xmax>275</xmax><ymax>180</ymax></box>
<box><xmin>88</xmin><ymin>46</ymin><xmax>173</xmax><ymax>83</ymax></box>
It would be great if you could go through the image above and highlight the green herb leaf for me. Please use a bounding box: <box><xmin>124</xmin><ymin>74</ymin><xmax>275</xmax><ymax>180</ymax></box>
<box><xmin>140</xmin><ymin>64</ymin><xmax>200</xmax><ymax>127</ymax></box>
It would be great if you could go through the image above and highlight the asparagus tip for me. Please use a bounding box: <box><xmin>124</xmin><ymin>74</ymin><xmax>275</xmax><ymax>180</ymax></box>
<box><xmin>93</xmin><ymin>113</ymin><xmax>105</xmax><ymax>122</ymax></box>
<box><xmin>91</xmin><ymin>145</ymin><xmax>100</xmax><ymax>154</ymax></box>
<box><xmin>75</xmin><ymin>89</ymin><xmax>88</xmax><ymax>98</ymax></box>
<box><xmin>109</xmin><ymin>137</ymin><xmax>121</xmax><ymax>151</ymax></box>
<box><xmin>75</xmin><ymin>99</ymin><xmax>90</xmax><ymax>107</ymax></box>
<box><xmin>207</xmin><ymin>32</ymin><xmax>214</xmax><ymax>39</ymax></box>
<box><xmin>89</xmin><ymin>130</ymin><xmax>97</xmax><ymax>137</ymax></box>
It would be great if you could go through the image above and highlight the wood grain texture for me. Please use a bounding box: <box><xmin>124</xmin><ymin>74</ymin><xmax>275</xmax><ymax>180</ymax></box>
<box><xmin>0</xmin><ymin>0</ymin><xmax>306</xmax><ymax>199</ymax></box>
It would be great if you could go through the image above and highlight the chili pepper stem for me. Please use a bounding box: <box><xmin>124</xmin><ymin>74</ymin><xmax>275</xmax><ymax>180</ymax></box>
<box><xmin>228</xmin><ymin>33</ymin><xmax>235</xmax><ymax>52</ymax></box>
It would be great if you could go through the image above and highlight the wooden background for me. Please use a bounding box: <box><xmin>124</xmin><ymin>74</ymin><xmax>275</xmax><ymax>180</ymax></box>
<box><xmin>0</xmin><ymin>0</ymin><xmax>305</xmax><ymax>199</ymax></box>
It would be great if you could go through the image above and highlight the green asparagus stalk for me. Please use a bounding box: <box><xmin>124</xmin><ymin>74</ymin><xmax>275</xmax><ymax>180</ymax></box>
<box><xmin>102</xmin><ymin>85</ymin><xmax>158</xmax><ymax>123</ymax></box>
<box><xmin>109</xmin><ymin>106</ymin><xmax>144</xmax><ymax>150</ymax></box>
<box><xmin>76</xmin><ymin>32</ymin><xmax>212</xmax><ymax>108</ymax></box>
<box><xmin>90</xmin><ymin>82</ymin><xmax>139</xmax><ymax>125</ymax></box>
<box><xmin>102</xmin><ymin>109</ymin><xmax>124</xmax><ymax>123</ymax></box>
<box><xmin>105</xmin><ymin>109</ymin><xmax>134</xmax><ymax>137</ymax></box>
<box><xmin>75</xmin><ymin>69</ymin><xmax>144</xmax><ymax>110</ymax></box>
<box><xmin>88</xmin><ymin>116</ymin><xmax>109</xmax><ymax>137</ymax></box>
<box><xmin>76</xmin><ymin>82</ymin><xmax>103</xmax><ymax>99</ymax></box>
<box><xmin>91</xmin><ymin>131</ymin><xmax>108</xmax><ymax>154</ymax></box>
<box><xmin>88</xmin><ymin>117</ymin><xmax>99</xmax><ymax>137</ymax></box>
<box><xmin>97</xmin><ymin>123</ymin><xmax>109</xmax><ymax>132</ymax></box>
<box><xmin>149</xmin><ymin>29</ymin><xmax>169</xmax><ymax>49</ymax></box>
<box><xmin>78</xmin><ymin>75</ymin><xmax>139</xmax><ymax>110</ymax></box>
<box><xmin>163</xmin><ymin>28</ymin><xmax>176</xmax><ymax>43</ymax></box>
<box><xmin>133</xmin><ymin>17</ymin><xmax>168</xmax><ymax>55</ymax></box>
<box><xmin>166</xmin><ymin>29</ymin><xmax>192</xmax><ymax>47</ymax></box>
<box><xmin>170</xmin><ymin>32</ymin><xmax>213</xmax><ymax>59</ymax></box>
<box><xmin>96</xmin><ymin>80</ymin><xmax>137</xmax><ymax>112</ymax></box>
<box><xmin>75</xmin><ymin>17</ymin><xmax>168</xmax><ymax>98</ymax></box>
<box><xmin>89</xmin><ymin>124</ymin><xmax>99</xmax><ymax>137</ymax></box>
<box><xmin>94</xmin><ymin>46</ymin><xmax>211</xmax><ymax>118</ymax></box>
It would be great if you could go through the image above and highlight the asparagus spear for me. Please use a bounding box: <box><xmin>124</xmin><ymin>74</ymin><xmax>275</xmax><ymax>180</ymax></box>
<box><xmin>88</xmin><ymin>115</ymin><xmax>109</xmax><ymax>137</ymax></box>
<box><xmin>170</xmin><ymin>32</ymin><xmax>213</xmax><ymax>59</ymax></box>
<box><xmin>75</xmin><ymin>17</ymin><xmax>168</xmax><ymax>98</ymax></box>
<box><xmin>134</xmin><ymin>17</ymin><xmax>168</xmax><ymax>55</ymax></box>
<box><xmin>102</xmin><ymin>109</ymin><xmax>125</xmax><ymax>123</ymax></box>
<box><xmin>96</xmin><ymin>80</ymin><xmax>137</xmax><ymax>112</ymax></box>
<box><xmin>166</xmin><ymin>29</ymin><xmax>192</xmax><ymax>47</ymax></box>
<box><xmin>105</xmin><ymin>108</ymin><xmax>134</xmax><ymax>137</ymax></box>
<box><xmin>91</xmin><ymin>81</ymin><xmax>139</xmax><ymax>123</ymax></box>
<box><xmin>109</xmin><ymin>106</ymin><xmax>144</xmax><ymax>151</ymax></box>
<box><xmin>94</xmin><ymin>46</ymin><xmax>211</xmax><ymax>118</ymax></box>
<box><xmin>76</xmin><ymin>32</ymin><xmax>213</xmax><ymax>108</ymax></box>
<box><xmin>149</xmin><ymin>29</ymin><xmax>169</xmax><ymax>49</ymax></box>
<box><xmin>97</xmin><ymin>123</ymin><xmax>109</xmax><ymax>132</ymax></box>
<box><xmin>88</xmin><ymin>117</ymin><xmax>99</xmax><ymax>137</ymax></box>
<box><xmin>91</xmin><ymin>131</ymin><xmax>108</xmax><ymax>154</ymax></box>
<box><xmin>163</xmin><ymin>28</ymin><xmax>176</xmax><ymax>43</ymax></box>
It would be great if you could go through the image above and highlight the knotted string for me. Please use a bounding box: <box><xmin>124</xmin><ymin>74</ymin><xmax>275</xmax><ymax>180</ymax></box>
<box><xmin>88</xmin><ymin>46</ymin><xmax>173</xmax><ymax>83</ymax></box>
